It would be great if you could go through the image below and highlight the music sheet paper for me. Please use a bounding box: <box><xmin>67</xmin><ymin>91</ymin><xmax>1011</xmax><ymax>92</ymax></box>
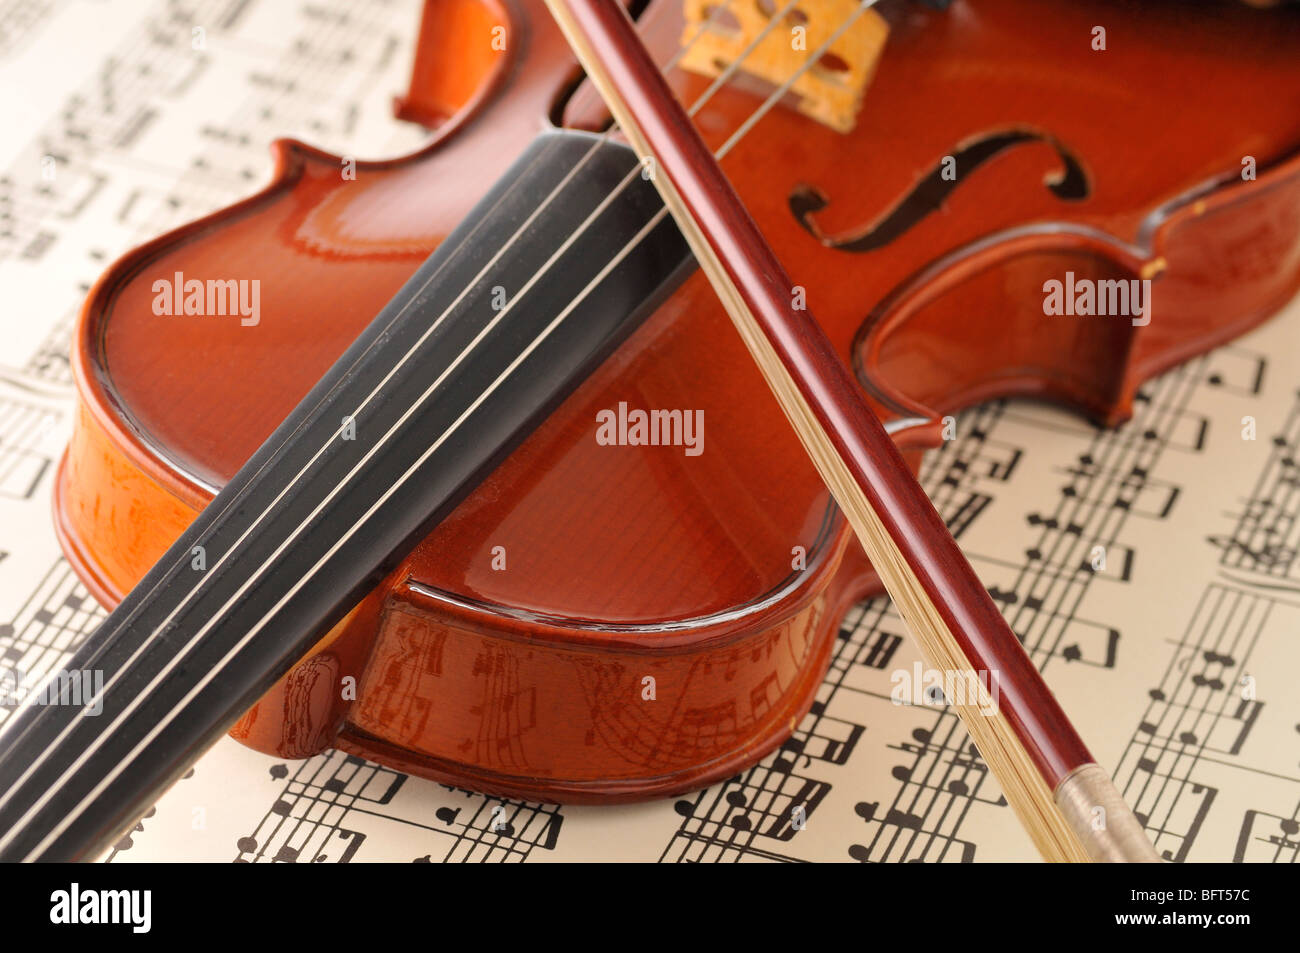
<box><xmin>0</xmin><ymin>0</ymin><xmax>1296</xmax><ymax>864</ymax></box>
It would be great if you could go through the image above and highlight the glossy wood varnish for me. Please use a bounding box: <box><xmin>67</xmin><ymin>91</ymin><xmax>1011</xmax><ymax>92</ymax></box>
<box><xmin>55</xmin><ymin>0</ymin><xmax>1300</xmax><ymax>801</ymax></box>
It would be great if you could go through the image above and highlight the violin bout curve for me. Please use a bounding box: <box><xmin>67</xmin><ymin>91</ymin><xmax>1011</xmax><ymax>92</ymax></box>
<box><xmin>54</xmin><ymin>393</ymin><xmax>880</xmax><ymax>800</ymax></box>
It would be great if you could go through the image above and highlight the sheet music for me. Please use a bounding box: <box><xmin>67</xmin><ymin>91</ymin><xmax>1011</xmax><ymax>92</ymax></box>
<box><xmin>0</xmin><ymin>0</ymin><xmax>1296</xmax><ymax>863</ymax></box>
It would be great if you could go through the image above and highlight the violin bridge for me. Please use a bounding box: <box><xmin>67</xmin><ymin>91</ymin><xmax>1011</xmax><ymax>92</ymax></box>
<box><xmin>679</xmin><ymin>0</ymin><xmax>889</xmax><ymax>133</ymax></box>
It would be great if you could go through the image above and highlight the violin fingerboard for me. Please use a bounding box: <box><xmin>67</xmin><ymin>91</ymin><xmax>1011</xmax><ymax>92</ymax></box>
<box><xmin>0</xmin><ymin>130</ymin><xmax>692</xmax><ymax>861</ymax></box>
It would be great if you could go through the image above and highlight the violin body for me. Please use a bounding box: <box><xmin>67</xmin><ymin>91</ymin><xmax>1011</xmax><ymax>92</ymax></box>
<box><xmin>55</xmin><ymin>0</ymin><xmax>1300</xmax><ymax>802</ymax></box>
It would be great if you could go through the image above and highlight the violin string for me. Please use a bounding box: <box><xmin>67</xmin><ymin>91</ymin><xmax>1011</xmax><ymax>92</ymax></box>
<box><xmin>0</xmin><ymin>0</ymin><xmax>786</xmax><ymax>804</ymax></box>
<box><xmin>3</xmin><ymin>0</ymin><xmax>881</xmax><ymax>858</ymax></box>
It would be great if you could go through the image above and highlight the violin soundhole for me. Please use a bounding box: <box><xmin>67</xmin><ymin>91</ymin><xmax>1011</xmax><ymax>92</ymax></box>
<box><xmin>790</xmin><ymin>127</ymin><xmax>1090</xmax><ymax>253</ymax></box>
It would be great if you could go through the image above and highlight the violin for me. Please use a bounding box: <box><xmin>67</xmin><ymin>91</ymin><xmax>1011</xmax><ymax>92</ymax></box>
<box><xmin>0</xmin><ymin>0</ymin><xmax>1296</xmax><ymax>861</ymax></box>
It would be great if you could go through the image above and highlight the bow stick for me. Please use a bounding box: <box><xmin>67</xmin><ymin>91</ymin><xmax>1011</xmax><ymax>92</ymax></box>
<box><xmin>543</xmin><ymin>0</ymin><xmax>1160</xmax><ymax>862</ymax></box>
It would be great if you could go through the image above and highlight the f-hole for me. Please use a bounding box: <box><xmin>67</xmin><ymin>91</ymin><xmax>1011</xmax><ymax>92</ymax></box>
<box><xmin>790</xmin><ymin>127</ymin><xmax>1090</xmax><ymax>253</ymax></box>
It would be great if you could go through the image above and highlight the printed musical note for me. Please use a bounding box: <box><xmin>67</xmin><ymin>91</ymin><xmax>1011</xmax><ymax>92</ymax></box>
<box><xmin>1234</xmin><ymin>806</ymin><xmax>1300</xmax><ymax>863</ymax></box>
<box><xmin>1213</xmin><ymin>389</ymin><xmax>1300</xmax><ymax>584</ymax></box>
<box><xmin>1116</xmin><ymin>582</ymin><xmax>1298</xmax><ymax>861</ymax></box>
<box><xmin>236</xmin><ymin>750</ymin><xmax>564</xmax><ymax>863</ymax></box>
<box><xmin>0</xmin><ymin>561</ymin><xmax>105</xmax><ymax>729</ymax></box>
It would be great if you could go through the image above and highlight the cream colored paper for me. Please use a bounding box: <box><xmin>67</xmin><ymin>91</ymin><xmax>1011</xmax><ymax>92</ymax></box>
<box><xmin>0</xmin><ymin>0</ymin><xmax>1295</xmax><ymax>863</ymax></box>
